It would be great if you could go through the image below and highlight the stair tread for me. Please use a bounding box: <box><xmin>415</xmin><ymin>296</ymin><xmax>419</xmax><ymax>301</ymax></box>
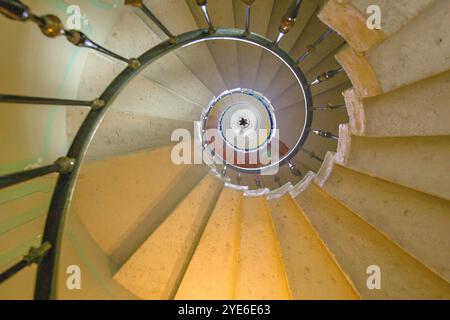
<box><xmin>350</xmin><ymin>0</ymin><xmax>436</xmax><ymax>37</ymax></box>
<box><xmin>234</xmin><ymin>0</ymin><xmax>273</xmax><ymax>88</ymax></box>
<box><xmin>293</xmin><ymin>183</ymin><xmax>450</xmax><ymax>299</ymax></box>
<box><xmin>344</xmin><ymin>135</ymin><xmax>450</xmax><ymax>201</ymax></box>
<box><xmin>273</xmin><ymin>50</ymin><xmax>348</xmax><ymax>109</ymax></box>
<box><xmin>345</xmin><ymin>70</ymin><xmax>450</xmax><ymax>137</ymax></box>
<box><xmin>67</xmin><ymin>109</ymin><xmax>192</xmax><ymax>161</ymax></box>
<box><xmin>105</xmin><ymin>8</ymin><xmax>214</xmax><ymax>106</ymax></box>
<box><xmin>72</xmin><ymin>146</ymin><xmax>193</xmax><ymax>259</ymax></box>
<box><xmin>268</xmin><ymin>195</ymin><xmax>359</xmax><ymax>299</ymax></box>
<box><xmin>175</xmin><ymin>188</ymin><xmax>242</xmax><ymax>300</ymax></box>
<box><xmin>253</xmin><ymin>0</ymin><xmax>318</xmax><ymax>92</ymax></box>
<box><xmin>113</xmin><ymin>174</ymin><xmax>223</xmax><ymax>299</ymax></box>
<box><xmin>186</xmin><ymin>0</ymin><xmax>240</xmax><ymax>89</ymax></box>
<box><xmin>78</xmin><ymin>53</ymin><xmax>203</xmax><ymax>122</ymax></box>
<box><xmin>365</xmin><ymin>0</ymin><xmax>450</xmax><ymax>94</ymax></box>
<box><xmin>323</xmin><ymin>164</ymin><xmax>450</xmax><ymax>282</ymax></box>
<box><xmin>268</xmin><ymin>16</ymin><xmax>345</xmax><ymax>98</ymax></box>
<box><xmin>236</xmin><ymin>197</ymin><xmax>292</xmax><ymax>300</ymax></box>
<box><xmin>143</xmin><ymin>0</ymin><xmax>227</xmax><ymax>95</ymax></box>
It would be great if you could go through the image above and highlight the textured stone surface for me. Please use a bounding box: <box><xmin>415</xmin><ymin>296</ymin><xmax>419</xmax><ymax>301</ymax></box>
<box><xmin>294</xmin><ymin>183</ymin><xmax>450</xmax><ymax>299</ymax></box>
<box><xmin>345</xmin><ymin>71</ymin><xmax>450</xmax><ymax>137</ymax></box>
<box><xmin>142</xmin><ymin>0</ymin><xmax>227</xmax><ymax>95</ymax></box>
<box><xmin>175</xmin><ymin>188</ymin><xmax>242</xmax><ymax>299</ymax></box>
<box><xmin>336</xmin><ymin>46</ymin><xmax>382</xmax><ymax>97</ymax></box>
<box><xmin>345</xmin><ymin>135</ymin><xmax>450</xmax><ymax>200</ymax></box>
<box><xmin>366</xmin><ymin>0</ymin><xmax>450</xmax><ymax>93</ymax></box>
<box><xmin>113</xmin><ymin>175</ymin><xmax>222</xmax><ymax>299</ymax></box>
<box><xmin>236</xmin><ymin>197</ymin><xmax>292</xmax><ymax>299</ymax></box>
<box><xmin>323</xmin><ymin>164</ymin><xmax>450</xmax><ymax>282</ymax></box>
<box><xmin>269</xmin><ymin>195</ymin><xmax>359</xmax><ymax>299</ymax></box>
<box><xmin>253</xmin><ymin>0</ymin><xmax>319</xmax><ymax>93</ymax></box>
<box><xmin>318</xmin><ymin>0</ymin><xmax>385</xmax><ymax>52</ymax></box>
<box><xmin>72</xmin><ymin>146</ymin><xmax>189</xmax><ymax>257</ymax></box>
<box><xmin>67</xmin><ymin>109</ymin><xmax>192</xmax><ymax>161</ymax></box>
<box><xmin>269</xmin><ymin>16</ymin><xmax>346</xmax><ymax>99</ymax></box>
<box><xmin>105</xmin><ymin>8</ymin><xmax>214</xmax><ymax>106</ymax></box>
<box><xmin>233</xmin><ymin>0</ymin><xmax>273</xmax><ymax>88</ymax></box>
<box><xmin>351</xmin><ymin>0</ymin><xmax>436</xmax><ymax>36</ymax></box>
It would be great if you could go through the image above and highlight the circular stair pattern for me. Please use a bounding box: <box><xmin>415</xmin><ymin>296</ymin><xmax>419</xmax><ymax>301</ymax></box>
<box><xmin>0</xmin><ymin>0</ymin><xmax>449</xmax><ymax>300</ymax></box>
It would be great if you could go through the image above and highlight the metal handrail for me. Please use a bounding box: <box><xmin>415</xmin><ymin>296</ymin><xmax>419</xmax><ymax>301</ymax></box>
<box><xmin>0</xmin><ymin>0</ymin><xmax>343</xmax><ymax>299</ymax></box>
<box><xmin>30</xmin><ymin>27</ymin><xmax>313</xmax><ymax>299</ymax></box>
<box><xmin>0</xmin><ymin>157</ymin><xmax>75</xmax><ymax>189</ymax></box>
<box><xmin>0</xmin><ymin>242</ymin><xmax>51</xmax><ymax>284</ymax></box>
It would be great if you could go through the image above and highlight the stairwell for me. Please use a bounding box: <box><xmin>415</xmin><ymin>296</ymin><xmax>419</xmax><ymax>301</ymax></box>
<box><xmin>0</xmin><ymin>0</ymin><xmax>449</xmax><ymax>300</ymax></box>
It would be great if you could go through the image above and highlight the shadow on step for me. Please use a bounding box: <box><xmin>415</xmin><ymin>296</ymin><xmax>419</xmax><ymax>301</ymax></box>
<box><xmin>110</xmin><ymin>164</ymin><xmax>209</xmax><ymax>270</ymax></box>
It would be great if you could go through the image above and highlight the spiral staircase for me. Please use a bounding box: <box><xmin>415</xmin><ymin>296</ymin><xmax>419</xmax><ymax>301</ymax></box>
<box><xmin>0</xmin><ymin>0</ymin><xmax>449</xmax><ymax>300</ymax></box>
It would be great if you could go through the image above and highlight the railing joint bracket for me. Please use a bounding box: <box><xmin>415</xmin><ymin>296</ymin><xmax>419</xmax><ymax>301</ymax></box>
<box><xmin>55</xmin><ymin>157</ymin><xmax>76</xmax><ymax>174</ymax></box>
<box><xmin>24</xmin><ymin>242</ymin><xmax>52</xmax><ymax>266</ymax></box>
<box><xmin>91</xmin><ymin>98</ymin><xmax>105</xmax><ymax>111</ymax></box>
<box><xmin>128</xmin><ymin>58</ymin><xmax>141</xmax><ymax>70</ymax></box>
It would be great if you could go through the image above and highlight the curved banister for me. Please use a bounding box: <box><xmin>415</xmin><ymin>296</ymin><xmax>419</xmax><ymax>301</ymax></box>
<box><xmin>31</xmin><ymin>27</ymin><xmax>314</xmax><ymax>299</ymax></box>
<box><xmin>0</xmin><ymin>0</ymin><xmax>343</xmax><ymax>299</ymax></box>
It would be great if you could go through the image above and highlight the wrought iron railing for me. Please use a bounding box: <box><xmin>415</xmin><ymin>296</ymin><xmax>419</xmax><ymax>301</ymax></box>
<box><xmin>0</xmin><ymin>0</ymin><xmax>345</xmax><ymax>299</ymax></box>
